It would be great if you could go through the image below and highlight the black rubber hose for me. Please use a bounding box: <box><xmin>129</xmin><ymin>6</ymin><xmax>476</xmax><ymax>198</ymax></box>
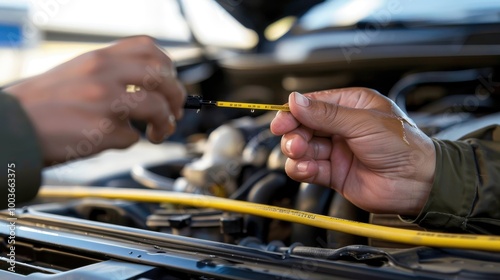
<box><xmin>230</xmin><ymin>168</ymin><xmax>273</xmax><ymax>201</ymax></box>
<box><xmin>388</xmin><ymin>68</ymin><xmax>489</xmax><ymax>114</ymax></box>
<box><xmin>245</xmin><ymin>172</ymin><xmax>297</xmax><ymax>241</ymax></box>
<box><xmin>327</xmin><ymin>194</ymin><xmax>370</xmax><ymax>248</ymax></box>
<box><xmin>290</xmin><ymin>183</ymin><xmax>334</xmax><ymax>247</ymax></box>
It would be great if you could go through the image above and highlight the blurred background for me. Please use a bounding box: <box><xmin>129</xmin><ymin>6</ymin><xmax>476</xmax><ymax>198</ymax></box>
<box><xmin>2</xmin><ymin>0</ymin><xmax>499</xmax><ymax>113</ymax></box>
<box><xmin>2</xmin><ymin>0</ymin><xmax>500</xmax><ymax>101</ymax></box>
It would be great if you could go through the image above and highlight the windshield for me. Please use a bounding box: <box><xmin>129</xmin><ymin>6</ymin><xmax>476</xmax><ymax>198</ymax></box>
<box><xmin>299</xmin><ymin>0</ymin><xmax>500</xmax><ymax>30</ymax></box>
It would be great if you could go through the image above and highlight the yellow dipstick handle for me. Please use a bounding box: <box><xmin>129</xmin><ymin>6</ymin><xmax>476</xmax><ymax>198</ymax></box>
<box><xmin>38</xmin><ymin>186</ymin><xmax>500</xmax><ymax>252</ymax></box>
<box><xmin>215</xmin><ymin>101</ymin><xmax>290</xmax><ymax>111</ymax></box>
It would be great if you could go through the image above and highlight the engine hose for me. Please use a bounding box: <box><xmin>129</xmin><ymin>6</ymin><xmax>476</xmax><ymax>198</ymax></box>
<box><xmin>38</xmin><ymin>186</ymin><xmax>500</xmax><ymax>252</ymax></box>
<box><xmin>291</xmin><ymin>183</ymin><xmax>334</xmax><ymax>247</ymax></box>
<box><xmin>387</xmin><ymin>68</ymin><xmax>490</xmax><ymax>114</ymax></box>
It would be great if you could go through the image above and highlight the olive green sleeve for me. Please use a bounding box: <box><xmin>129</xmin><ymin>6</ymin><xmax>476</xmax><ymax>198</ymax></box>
<box><xmin>0</xmin><ymin>91</ymin><xmax>43</xmax><ymax>209</ymax></box>
<box><xmin>407</xmin><ymin>125</ymin><xmax>500</xmax><ymax>234</ymax></box>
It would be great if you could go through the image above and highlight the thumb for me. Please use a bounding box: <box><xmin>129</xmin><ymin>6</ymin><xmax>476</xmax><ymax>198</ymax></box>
<box><xmin>288</xmin><ymin>91</ymin><xmax>374</xmax><ymax>138</ymax></box>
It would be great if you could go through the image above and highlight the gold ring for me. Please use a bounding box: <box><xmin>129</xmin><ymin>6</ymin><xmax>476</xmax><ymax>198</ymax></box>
<box><xmin>126</xmin><ymin>84</ymin><xmax>141</xmax><ymax>93</ymax></box>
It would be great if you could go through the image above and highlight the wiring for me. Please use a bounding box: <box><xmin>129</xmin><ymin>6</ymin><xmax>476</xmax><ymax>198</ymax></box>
<box><xmin>38</xmin><ymin>186</ymin><xmax>500</xmax><ymax>252</ymax></box>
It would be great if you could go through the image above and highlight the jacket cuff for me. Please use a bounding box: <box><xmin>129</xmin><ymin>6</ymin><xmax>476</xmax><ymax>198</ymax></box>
<box><xmin>401</xmin><ymin>139</ymin><xmax>477</xmax><ymax>231</ymax></box>
<box><xmin>0</xmin><ymin>92</ymin><xmax>43</xmax><ymax>208</ymax></box>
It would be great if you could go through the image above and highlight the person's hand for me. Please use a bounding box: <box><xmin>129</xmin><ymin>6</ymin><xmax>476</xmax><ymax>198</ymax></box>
<box><xmin>4</xmin><ymin>36</ymin><xmax>186</xmax><ymax>165</ymax></box>
<box><xmin>270</xmin><ymin>88</ymin><xmax>436</xmax><ymax>216</ymax></box>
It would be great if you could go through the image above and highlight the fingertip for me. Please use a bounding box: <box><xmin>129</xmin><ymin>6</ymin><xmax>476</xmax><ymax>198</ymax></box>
<box><xmin>284</xmin><ymin>158</ymin><xmax>318</xmax><ymax>183</ymax></box>
<box><xmin>284</xmin><ymin>139</ymin><xmax>292</xmax><ymax>154</ymax></box>
<box><xmin>291</xmin><ymin>91</ymin><xmax>310</xmax><ymax>108</ymax></box>
<box><xmin>167</xmin><ymin>115</ymin><xmax>177</xmax><ymax>136</ymax></box>
<box><xmin>296</xmin><ymin>161</ymin><xmax>310</xmax><ymax>172</ymax></box>
<box><xmin>148</xmin><ymin>114</ymin><xmax>176</xmax><ymax>144</ymax></box>
<box><xmin>296</xmin><ymin>160</ymin><xmax>318</xmax><ymax>177</ymax></box>
<box><xmin>146</xmin><ymin>124</ymin><xmax>165</xmax><ymax>144</ymax></box>
<box><xmin>280</xmin><ymin>133</ymin><xmax>308</xmax><ymax>158</ymax></box>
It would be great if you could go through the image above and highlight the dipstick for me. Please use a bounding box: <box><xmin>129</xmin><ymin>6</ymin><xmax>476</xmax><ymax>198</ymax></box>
<box><xmin>184</xmin><ymin>95</ymin><xmax>290</xmax><ymax>111</ymax></box>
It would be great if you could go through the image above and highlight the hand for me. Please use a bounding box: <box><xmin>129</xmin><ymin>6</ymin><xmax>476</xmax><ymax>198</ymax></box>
<box><xmin>270</xmin><ymin>88</ymin><xmax>436</xmax><ymax>216</ymax></box>
<box><xmin>4</xmin><ymin>36</ymin><xmax>186</xmax><ymax>165</ymax></box>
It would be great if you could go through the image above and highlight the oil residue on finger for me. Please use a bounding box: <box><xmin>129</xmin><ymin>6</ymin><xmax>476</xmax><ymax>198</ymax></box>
<box><xmin>396</xmin><ymin>115</ymin><xmax>417</xmax><ymax>146</ymax></box>
<box><xmin>397</xmin><ymin>116</ymin><xmax>410</xmax><ymax>145</ymax></box>
<box><xmin>390</xmin><ymin>103</ymin><xmax>417</xmax><ymax>146</ymax></box>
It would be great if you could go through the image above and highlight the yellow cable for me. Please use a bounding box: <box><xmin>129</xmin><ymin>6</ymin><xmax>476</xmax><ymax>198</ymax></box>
<box><xmin>38</xmin><ymin>186</ymin><xmax>500</xmax><ymax>252</ymax></box>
